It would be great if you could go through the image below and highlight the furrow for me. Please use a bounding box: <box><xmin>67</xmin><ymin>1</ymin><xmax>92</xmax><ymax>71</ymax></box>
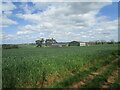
<box><xmin>101</xmin><ymin>68</ymin><xmax>120</xmax><ymax>88</ymax></box>
<box><xmin>71</xmin><ymin>57</ymin><xmax>119</xmax><ymax>88</ymax></box>
<box><xmin>81</xmin><ymin>59</ymin><xmax>119</xmax><ymax>88</ymax></box>
<box><xmin>51</xmin><ymin>56</ymin><xmax>119</xmax><ymax>88</ymax></box>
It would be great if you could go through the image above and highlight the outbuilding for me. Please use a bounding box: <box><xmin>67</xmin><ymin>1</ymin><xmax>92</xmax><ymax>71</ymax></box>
<box><xmin>51</xmin><ymin>44</ymin><xmax>68</xmax><ymax>47</ymax></box>
<box><xmin>69</xmin><ymin>41</ymin><xmax>86</xmax><ymax>46</ymax></box>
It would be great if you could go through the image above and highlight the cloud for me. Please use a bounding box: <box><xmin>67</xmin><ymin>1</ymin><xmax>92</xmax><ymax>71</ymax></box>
<box><xmin>17</xmin><ymin>31</ymin><xmax>33</xmax><ymax>35</ymax></box>
<box><xmin>19</xmin><ymin>2</ymin><xmax>35</xmax><ymax>14</ymax></box>
<box><xmin>39</xmin><ymin>33</ymin><xmax>45</xmax><ymax>35</ymax></box>
<box><xmin>2</xmin><ymin>33</ymin><xmax>45</xmax><ymax>44</ymax></box>
<box><xmin>1</xmin><ymin>16</ymin><xmax>18</xmax><ymax>25</ymax></box>
<box><xmin>3</xmin><ymin>2</ymin><xmax>118</xmax><ymax>43</ymax></box>
<box><xmin>1</xmin><ymin>2</ymin><xmax>18</xmax><ymax>25</ymax></box>
<box><xmin>2</xmin><ymin>2</ymin><xmax>16</xmax><ymax>16</ymax></box>
<box><xmin>0</xmin><ymin>25</ymin><xmax>8</xmax><ymax>28</ymax></box>
<box><xmin>33</xmin><ymin>2</ymin><xmax>50</xmax><ymax>11</ymax></box>
<box><xmin>16</xmin><ymin>2</ymin><xmax>112</xmax><ymax>25</ymax></box>
<box><xmin>2</xmin><ymin>0</ymin><xmax>113</xmax><ymax>2</ymax></box>
<box><xmin>2</xmin><ymin>2</ymin><xmax>16</xmax><ymax>11</ymax></box>
<box><xmin>18</xmin><ymin>2</ymin><xmax>50</xmax><ymax>14</ymax></box>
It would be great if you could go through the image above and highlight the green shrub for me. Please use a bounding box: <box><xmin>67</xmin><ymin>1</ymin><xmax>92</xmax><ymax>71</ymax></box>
<box><xmin>2</xmin><ymin>44</ymin><xmax>19</xmax><ymax>49</ymax></box>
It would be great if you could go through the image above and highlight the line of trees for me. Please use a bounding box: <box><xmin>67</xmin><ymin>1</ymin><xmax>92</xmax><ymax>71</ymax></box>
<box><xmin>35</xmin><ymin>38</ymin><xmax>57</xmax><ymax>47</ymax></box>
<box><xmin>88</xmin><ymin>39</ymin><xmax>117</xmax><ymax>45</ymax></box>
<box><xmin>2</xmin><ymin>44</ymin><xmax>19</xmax><ymax>49</ymax></box>
<box><xmin>35</xmin><ymin>38</ymin><xmax>119</xmax><ymax>47</ymax></box>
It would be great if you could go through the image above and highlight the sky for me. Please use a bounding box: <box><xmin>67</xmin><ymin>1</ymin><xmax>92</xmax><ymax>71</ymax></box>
<box><xmin>0</xmin><ymin>1</ymin><xmax>118</xmax><ymax>44</ymax></box>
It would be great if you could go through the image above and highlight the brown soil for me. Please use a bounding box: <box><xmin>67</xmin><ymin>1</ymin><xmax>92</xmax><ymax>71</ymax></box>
<box><xmin>71</xmin><ymin>57</ymin><xmax>119</xmax><ymax>88</ymax></box>
<box><xmin>101</xmin><ymin>68</ymin><xmax>120</xmax><ymax>88</ymax></box>
<box><xmin>36</xmin><ymin>56</ymin><xmax>119</xmax><ymax>88</ymax></box>
<box><xmin>43</xmin><ymin>57</ymin><xmax>113</xmax><ymax>88</ymax></box>
<box><xmin>38</xmin><ymin>70</ymin><xmax>75</xmax><ymax>88</ymax></box>
<box><xmin>35</xmin><ymin>59</ymin><xmax>103</xmax><ymax>88</ymax></box>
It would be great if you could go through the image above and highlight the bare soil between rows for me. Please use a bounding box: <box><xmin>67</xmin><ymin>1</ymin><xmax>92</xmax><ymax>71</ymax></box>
<box><xmin>71</xmin><ymin>57</ymin><xmax>119</xmax><ymax>88</ymax></box>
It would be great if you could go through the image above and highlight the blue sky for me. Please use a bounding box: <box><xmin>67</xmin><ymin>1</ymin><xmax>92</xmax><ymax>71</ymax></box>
<box><xmin>1</xmin><ymin>2</ymin><xmax>118</xmax><ymax>44</ymax></box>
<box><xmin>97</xmin><ymin>2</ymin><xmax>118</xmax><ymax>20</ymax></box>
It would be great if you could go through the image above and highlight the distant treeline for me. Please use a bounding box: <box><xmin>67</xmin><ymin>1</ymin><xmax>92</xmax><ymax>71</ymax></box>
<box><xmin>88</xmin><ymin>40</ymin><xmax>120</xmax><ymax>45</ymax></box>
<box><xmin>2</xmin><ymin>44</ymin><xmax>19</xmax><ymax>49</ymax></box>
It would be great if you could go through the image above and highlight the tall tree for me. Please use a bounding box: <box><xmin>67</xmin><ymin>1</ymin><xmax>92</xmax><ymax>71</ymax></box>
<box><xmin>100</xmin><ymin>40</ymin><xmax>106</xmax><ymax>44</ymax></box>
<box><xmin>35</xmin><ymin>38</ymin><xmax>44</xmax><ymax>47</ymax></box>
<box><xmin>51</xmin><ymin>38</ymin><xmax>57</xmax><ymax>44</ymax></box>
<box><xmin>45</xmin><ymin>38</ymin><xmax>57</xmax><ymax>46</ymax></box>
<box><xmin>110</xmin><ymin>39</ymin><xmax>115</xmax><ymax>44</ymax></box>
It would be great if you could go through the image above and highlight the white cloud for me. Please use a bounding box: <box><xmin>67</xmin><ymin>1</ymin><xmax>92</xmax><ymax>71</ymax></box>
<box><xmin>2</xmin><ymin>2</ymin><xmax>16</xmax><ymax>11</ymax></box>
<box><xmin>0</xmin><ymin>32</ymin><xmax>2</xmax><ymax>39</ymax></box>
<box><xmin>1</xmin><ymin>16</ymin><xmax>18</xmax><ymax>25</ymax></box>
<box><xmin>3</xmin><ymin>2</ymin><xmax>118</xmax><ymax>43</ymax></box>
<box><xmin>1</xmin><ymin>2</ymin><xmax>18</xmax><ymax>25</ymax></box>
<box><xmin>0</xmin><ymin>25</ymin><xmax>8</xmax><ymax>28</ymax></box>
<box><xmin>2</xmin><ymin>33</ymin><xmax>45</xmax><ymax>44</ymax></box>
<box><xmin>19</xmin><ymin>2</ymin><xmax>35</xmax><ymax>14</ymax></box>
<box><xmin>17</xmin><ymin>31</ymin><xmax>33</xmax><ymax>35</ymax></box>
<box><xmin>95</xmin><ymin>28</ymin><xmax>104</xmax><ymax>31</ymax></box>
<box><xmin>17</xmin><ymin>2</ymin><xmax>112</xmax><ymax>24</ymax></box>
<box><xmin>2</xmin><ymin>0</ymin><xmax>113</xmax><ymax>2</ymax></box>
<box><xmin>33</xmin><ymin>2</ymin><xmax>50</xmax><ymax>11</ymax></box>
<box><xmin>2</xmin><ymin>2</ymin><xmax>16</xmax><ymax>16</ymax></box>
<box><xmin>39</xmin><ymin>33</ymin><xmax>45</xmax><ymax>35</ymax></box>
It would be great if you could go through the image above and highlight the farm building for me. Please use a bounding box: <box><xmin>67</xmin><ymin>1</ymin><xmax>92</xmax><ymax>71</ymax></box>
<box><xmin>69</xmin><ymin>41</ymin><xmax>86</xmax><ymax>46</ymax></box>
<box><xmin>51</xmin><ymin>44</ymin><xmax>68</xmax><ymax>47</ymax></box>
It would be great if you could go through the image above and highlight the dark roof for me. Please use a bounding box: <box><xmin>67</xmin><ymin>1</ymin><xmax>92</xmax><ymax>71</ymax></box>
<box><xmin>52</xmin><ymin>43</ymin><xmax>67</xmax><ymax>45</ymax></box>
<box><xmin>71</xmin><ymin>41</ymin><xmax>83</xmax><ymax>43</ymax></box>
<box><xmin>52</xmin><ymin>44</ymin><xmax>61</xmax><ymax>45</ymax></box>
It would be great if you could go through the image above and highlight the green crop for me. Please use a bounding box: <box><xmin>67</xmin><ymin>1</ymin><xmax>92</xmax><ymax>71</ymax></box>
<box><xmin>51</xmin><ymin>54</ymin><xmax>117</xmax><ymax>88</ymax></box>
<box><xmin>110</xmin><ymin>77</ymin><xmax>120</xmax><ymax>89</ymax></box>
<box><xmin>82</xmin><ymin>60</ymin><xmax>119</xmax><ymax>88</ymax></box>
<box><xmin>2</xmin><ymin>44</ymin><xmax>119</xmax><ymax>88</ymax></box>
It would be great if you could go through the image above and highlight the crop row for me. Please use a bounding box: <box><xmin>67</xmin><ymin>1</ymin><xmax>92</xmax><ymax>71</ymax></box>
<box><xmin>2</xmin><ymin>44</ymin><xmax>119</xmax><ymax>88</ymax></box>
<box><xmin>81</xmin><ymin>59</ymin><xmax>119</xmax><ymax>88</ymax></box>
<box><xmin>51</xmin><ymin>55</ymin><xmax>118</xmax><ymax>88</ymax></box>
<box><xmin>109</xmin><ymin>69</ymin><xmax>120</xmax><ymax>88</ymax></box>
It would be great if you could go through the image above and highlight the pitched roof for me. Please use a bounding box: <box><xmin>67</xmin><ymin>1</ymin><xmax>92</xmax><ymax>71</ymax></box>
<box><xmin>71</xmin><ymin>41</ymin><xmax>83</xmax><ymax>43</ymax></box>
<box><xmin>51</xmin><ymin>44</ymin><xmax>65</xmax><ymax>45</ymax></box>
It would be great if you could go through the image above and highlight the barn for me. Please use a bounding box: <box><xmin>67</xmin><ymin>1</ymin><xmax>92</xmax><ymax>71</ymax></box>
<box><xmin>69</xmin><ymin>41</ymin><xmax>86</xmax><ymax>46</ymax></box>
<box><xmin>51</xmin><ymin>44</ymin><xmax>68</xmax><ymax>47</ymax></box>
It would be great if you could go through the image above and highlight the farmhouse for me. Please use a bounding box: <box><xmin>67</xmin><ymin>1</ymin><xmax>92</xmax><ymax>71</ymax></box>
<box><xmin>69</xmin><ymin>41</ymin><xmax>86</xmax><ymax>46</ymax></box>
<box><xmin>51</xmin><ymin>44</ymin><xmax>68</xmax><ymax>47</ymax></box>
